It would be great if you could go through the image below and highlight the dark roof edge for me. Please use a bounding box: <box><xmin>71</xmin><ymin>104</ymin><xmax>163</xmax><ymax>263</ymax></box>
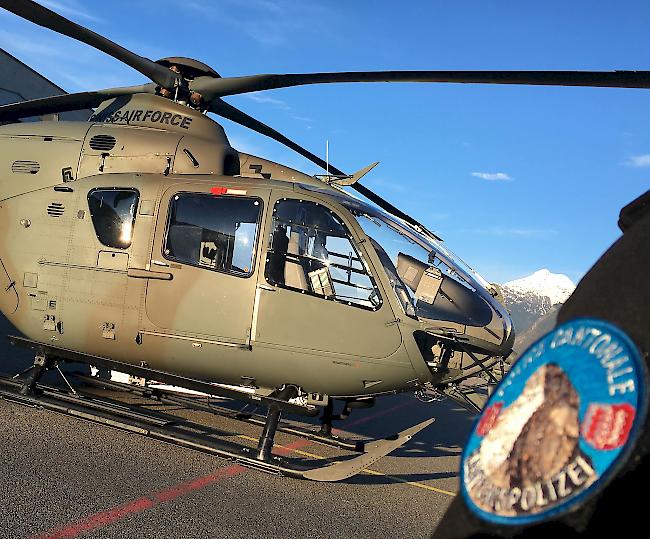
<box><xmin>0</xmin><ymin>47</ymin><xmax>69</xmax><ymax>95</ymax></box>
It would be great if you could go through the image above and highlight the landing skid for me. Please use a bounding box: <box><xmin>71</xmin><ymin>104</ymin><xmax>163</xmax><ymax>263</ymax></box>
<box><xmin>0</xmin><ymin>342</ymin><xmax>435</xmax><ymax>481</ymax></box>
<box><xmin>73</xmin><ymin>374</ymin><xmax>367</xmax><ymax>452</ymax></box>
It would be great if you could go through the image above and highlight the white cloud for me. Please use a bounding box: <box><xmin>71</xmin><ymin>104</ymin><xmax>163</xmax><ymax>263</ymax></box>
<box><xmin>471</xmin><ymin>226</ymin><xmax>556</xmax><ymax>238</ymax></box>
<box><xmin>202</xmin><ymin>0</ymin><xmax>283</xmax><ymax>13</ymax></box>
<box><xmin>623</xmin><ymin>154</ymin><xmax>650</xmax><ymax>167</ymax></box>
<box><xmin>471</xmin><ymin>172</ymin><xmax>513</xmax><ymax>181</ymax></box>
<box><xmin>241</xmin><ymin>93</ymin><xmax>313</xmax><ymax>126</ymax></box>
<box><xmin>245</xmin><ymin>92</ymin><xmax>290</xmax><ymax>109</ymax></box>
<box><xmin>0</xmin><ymin>28</ymin><xmax>138</xmax><ymax>92</ymax></box>
<box><xmin>290</xmin><ymin>114</ymin><xmax>313</xmax><ymax>124</ymax></box>
<box><xmin>0</xmin><ymin>30</ymin><xmax>65</xmax><ymax>58</ymax></box>
<box><xmin>57</xmin><ymin>70</ymin><xmax>134</xmax><ymax>92</ymax></box>
<box><xmin>184</xmin><ymin>0</ymin><xmax>333</xmax><ymax>47</ymax></box>
<box><xmin>39</xmin><ymin>0</ymin><xmax>102</xmax><ymax>23</ymax></box>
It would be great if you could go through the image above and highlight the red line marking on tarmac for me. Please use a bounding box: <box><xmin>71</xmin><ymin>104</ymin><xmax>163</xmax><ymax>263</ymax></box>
<box><xmin>29</xmin><ymin>399</ymin><xmax>419</xmax><ymax>539</ymax></box>
<box><xmin>28</xmin><ymin>460</ymin><xmax>262</xmax><ymax>539</ymax></box>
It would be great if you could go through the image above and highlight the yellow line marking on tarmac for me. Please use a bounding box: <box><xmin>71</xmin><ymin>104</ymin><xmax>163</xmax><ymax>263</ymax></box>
<box><xmin>237</xmin><ymin>434</ymin><xmax>456</xmax><ymax>497</ymax></box>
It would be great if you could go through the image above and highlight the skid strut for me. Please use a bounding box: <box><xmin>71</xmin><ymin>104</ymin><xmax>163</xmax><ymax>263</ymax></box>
<box><xmin>257</xmin><ymin>406</ymin><xmax>282</xmax><ymax>462</ymax></box>
<box><xmin>319</xmin><ymin>400</ymin><xmax>334</xmax><ymax>436</ymax></box>
<box><xmin>16</xmin><ymin>354</ymin><xmax>51</xmax><ymax>395</ymax></box>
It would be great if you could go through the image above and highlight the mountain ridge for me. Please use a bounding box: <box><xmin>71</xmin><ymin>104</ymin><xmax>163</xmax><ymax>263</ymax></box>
<box><xmin>503</xmin><ymin>268</ymin><xmax>575</xmax><ymax>306</ymax></box>
<box><xmin>499</xmin><ymin>269</ymin><xmax>576</xmax><ymax>356</ymax></box>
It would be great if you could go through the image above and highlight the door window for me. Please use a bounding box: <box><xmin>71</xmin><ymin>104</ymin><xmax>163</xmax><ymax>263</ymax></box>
<box><xmin>164</xmin><ymin>193</ymin><xmax>262</xmax><ymax>277</ymax></box>
<box><xmin>265</xmin><ymin>198</ymin><xmax>381</xmax><ymax>310</ymax></box>
<box><xmin>87</xmin><ymin>188</ymin><xmax>139</xmax><ymax>249</ymax></box>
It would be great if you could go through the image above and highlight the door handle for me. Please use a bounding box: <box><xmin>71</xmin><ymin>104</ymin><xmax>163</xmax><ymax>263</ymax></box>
<box><xmin>127</xmin><ymin>268</ymin><xmax>173</xmax><ymax>280</ymax></box>
<box><xmin>257</xmin><ymin>284</ymin><xmax>277</xmax><ymax>292</ymax></box>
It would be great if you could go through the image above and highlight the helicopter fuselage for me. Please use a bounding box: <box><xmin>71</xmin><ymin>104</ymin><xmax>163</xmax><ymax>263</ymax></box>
<box><xmin>0</xmin><ymin>94</ymin><xmax>512</xmax><ymax>403</ymax></box>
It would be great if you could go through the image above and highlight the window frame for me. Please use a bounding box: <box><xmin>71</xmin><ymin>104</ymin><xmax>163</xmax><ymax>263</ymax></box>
<box><xmin>264</xmin><ymin>196</ymin><xmax>383</xmax><ymax>312</ymax></box>
<box><xmin>87</xmin><ymin>187</ymin><xmax>140</xmax><ymax>250</ymax></box>
<box><xmin>162</xmin><ymin>191</ymin><xmax>264</xmax><ymax>279</ymax></box>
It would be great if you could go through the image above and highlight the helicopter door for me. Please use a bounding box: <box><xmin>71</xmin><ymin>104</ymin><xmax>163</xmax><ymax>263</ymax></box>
<box><xmin>252</xmin><ymin>195</ymin><xmax>402</xmax><ymax>359</ymax></box>
<box><xmin>145</xmin><ymin>185</ymin><xmax>268</xmax><ymax>345</ymax></box>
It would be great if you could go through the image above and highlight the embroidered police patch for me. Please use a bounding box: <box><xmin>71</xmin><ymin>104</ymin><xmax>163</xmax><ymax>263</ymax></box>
<box><xmin>461</xmin><ymin>318</ymin><xmax>647</xmax><ymax>525</ymax></box>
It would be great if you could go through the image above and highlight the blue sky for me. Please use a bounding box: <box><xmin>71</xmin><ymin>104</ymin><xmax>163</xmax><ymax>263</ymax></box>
<box><xmin>1</xmin><ymin>0</ymin><xmax>649</xmax><ymax>284</ymax></box>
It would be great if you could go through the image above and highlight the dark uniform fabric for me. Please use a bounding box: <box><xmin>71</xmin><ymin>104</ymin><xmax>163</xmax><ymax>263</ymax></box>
<box><xmin>432</xmin><ymin>190</ymin><xmax>650</xmax><ymax>538</ymax></box>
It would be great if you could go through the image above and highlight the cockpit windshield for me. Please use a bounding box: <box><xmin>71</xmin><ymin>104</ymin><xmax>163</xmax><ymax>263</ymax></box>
<box><xmin>338</xmin><ymin>196</ymin><xmax>496</xmax><ymax>318</ymax></box>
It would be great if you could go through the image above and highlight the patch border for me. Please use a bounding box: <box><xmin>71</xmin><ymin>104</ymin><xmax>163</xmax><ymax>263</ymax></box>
<box><xmin>460</xmin><ymin>317</ymin><xmax>648</xmax><ymax>526</ymax></box>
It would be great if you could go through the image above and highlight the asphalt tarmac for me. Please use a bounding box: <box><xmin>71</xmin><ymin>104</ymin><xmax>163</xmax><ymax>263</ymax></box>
<box><xmin>0</xmin><ymin>314</ymin><xmax>475</xmax><ymax>539</ymax></box>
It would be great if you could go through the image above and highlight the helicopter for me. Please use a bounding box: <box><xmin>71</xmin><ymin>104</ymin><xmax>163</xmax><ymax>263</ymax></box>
<box><xmin>0</xmin><ymin>0</ymin><xmax>647</xmax><ymax>481</ymax></box>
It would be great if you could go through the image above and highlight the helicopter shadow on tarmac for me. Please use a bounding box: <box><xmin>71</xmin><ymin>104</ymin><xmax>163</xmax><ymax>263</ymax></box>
<box><xmin>290</xmin><ymin>391</ymin><xmax>475</xmax><ymax>486</ymax></box>
<box><xmin>348</xmin><ymin>399</ymin><xmax>474</xmax><ymax>458</ymax></box>
<box><xmin>0</xmin><ymin>314</ymin><xmax>39</xmax><ymax>372</ymax></box>
<box><xmin>0</xmin><ymin>313</ymin><xmax>89</xmax><ymax>382</ymax></box>
<box><xmin>253</xmin><ymin>394</ymin><xmax>475</xmax><ymax>486</ymax></box>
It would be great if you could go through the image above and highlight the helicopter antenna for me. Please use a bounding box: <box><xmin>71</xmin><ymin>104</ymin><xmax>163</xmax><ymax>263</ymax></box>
<box><xmin>326</xmin><ymin>140</ymin><xmax>329</xmax><ymax>176</ymax></box>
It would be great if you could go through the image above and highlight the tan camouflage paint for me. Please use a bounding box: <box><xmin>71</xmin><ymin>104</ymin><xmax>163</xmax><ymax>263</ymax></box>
<box><xmin>0</xmin><ymin>94</ymin><xmax>510</xmax><ymax>402</ymax></box>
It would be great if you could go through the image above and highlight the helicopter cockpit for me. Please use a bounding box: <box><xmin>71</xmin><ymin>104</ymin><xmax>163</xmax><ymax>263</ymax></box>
<box><xmin>341</xmin><ymin>198</ymin><xmax>505</xmax><ymax>323</ymax></box>
<box><xmin>339</xmin><ymin>196</ymin><xmax>515</xmax><ymax>374</ymax></box>
<box><xmin>275</xmin><ymin>185</ymin><xmax>513</xmax><ymax>364</ymax></box>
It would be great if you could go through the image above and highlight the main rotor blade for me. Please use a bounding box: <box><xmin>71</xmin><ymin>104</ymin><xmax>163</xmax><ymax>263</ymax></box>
<box><xmin>0</xmin><ymin>85</ymin><xmax>155</xmax><ymax>121</ymax></box>
<box><xmin>192</xmin><ymin>70</ymin><xmax>650</xmax><ymax>99</ymax></box>
<box><xmin>0</xmin><ymin>0</ymin><xmax>180</xmax><ymax>89</ymax></box>
<box><xmin>210</xmin><ymin>99</ymin><xmax>344</xmax><ymax>175</ymax></box>
<box><xmin>210</xmin><ymin>98</ymin><xmax>435</xmax><ymax>234</ymax></box>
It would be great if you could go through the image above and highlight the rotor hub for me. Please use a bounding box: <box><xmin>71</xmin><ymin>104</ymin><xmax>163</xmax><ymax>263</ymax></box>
<box><xmin>155</xmin><ymin>57</ymin><xmax>221</xmax><ymax>80</ymax></box>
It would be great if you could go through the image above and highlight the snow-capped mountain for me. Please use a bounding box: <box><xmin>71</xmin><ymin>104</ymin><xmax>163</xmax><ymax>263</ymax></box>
<box><xmin>499</xmin><ymin>269</ymin><xmax>575</xmax><ymax>335</ymax></box>
<box><xmin>503</xmin><ymin>269</ymin><xmax>575</xmax><ymax>306</ymax></box>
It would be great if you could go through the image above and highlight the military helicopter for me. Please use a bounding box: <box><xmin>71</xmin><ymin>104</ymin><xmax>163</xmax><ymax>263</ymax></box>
<box><xmin>0</xmin><ymin>0</ymin><xmax>647</xmax><ymax>481</ymax></box>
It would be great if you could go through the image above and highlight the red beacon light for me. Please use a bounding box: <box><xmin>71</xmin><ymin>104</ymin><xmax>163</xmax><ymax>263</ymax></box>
<box><xmin>210</xmin><ymin>186</ymin><xmax>247</xmax><ymax>196</ymax></box>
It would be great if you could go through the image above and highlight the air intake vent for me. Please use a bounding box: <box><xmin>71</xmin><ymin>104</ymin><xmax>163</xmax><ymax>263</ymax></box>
<box><xmin>12</xmin><ymin>160</ymin><xmax>40</xmax><ymax>174</ymax></box>
<box><xmin>89</xmin><ymin>134</ymin><xmax>116</xmax><ymax>151</ymax></box>
<box><xmin>47</xmin><ymin>202</ymin><xmax>65</xmax><ymax>217</ymax></box>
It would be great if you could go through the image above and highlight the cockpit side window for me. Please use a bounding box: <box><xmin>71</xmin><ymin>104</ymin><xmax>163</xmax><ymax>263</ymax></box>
<box><xmin>163</xmin><ymin>193</ymin><xmax>262</xmax><ymax>278</ymax></box>
<box><xmin>265</xmin><ymin>198</ymin><xmax>382</xmax><ymax>310</ymax></box>
<box><xmin>87</xmin><ymin>188</ymin><xmax>139</xmax><ymax>249</ymax></box>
